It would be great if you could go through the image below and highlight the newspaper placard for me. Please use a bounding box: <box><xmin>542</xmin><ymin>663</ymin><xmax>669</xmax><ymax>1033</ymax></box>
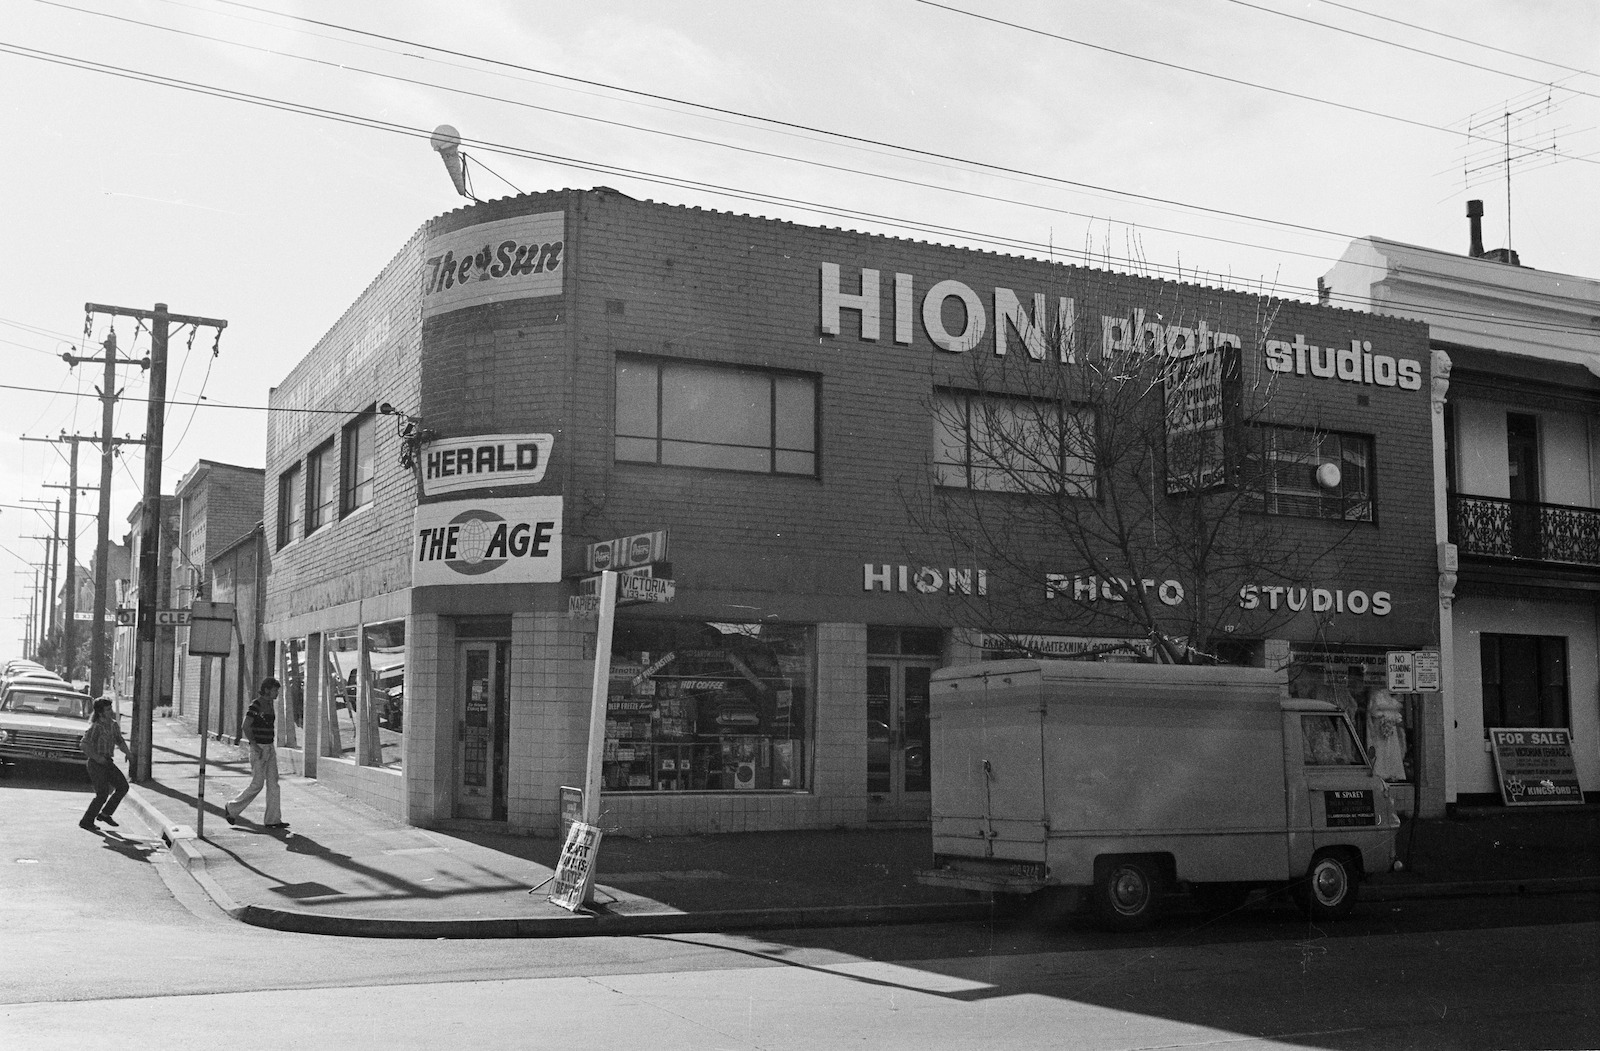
<box><xmin>547</xmin><ymin>820</ymin><xmax>603</xmax><ymax>911</ymax></box>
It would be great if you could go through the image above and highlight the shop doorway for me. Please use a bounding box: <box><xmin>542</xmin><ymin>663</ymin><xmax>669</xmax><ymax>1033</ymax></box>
<box><xmin>453</xmin><ymin>640</ymin><xmax>509</xmax><ymax>821</ymax></box>
<box><xmin>866</xmin><ymin>660</ymin><xmax>936</xmax><ymax>822</ymax></box>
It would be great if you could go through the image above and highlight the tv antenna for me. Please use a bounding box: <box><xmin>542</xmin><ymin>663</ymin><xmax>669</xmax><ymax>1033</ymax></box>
<box><xmin>1455</xmin><ymin>84</ymin><xmax>1572</xmax><ymax>253</ymax></box>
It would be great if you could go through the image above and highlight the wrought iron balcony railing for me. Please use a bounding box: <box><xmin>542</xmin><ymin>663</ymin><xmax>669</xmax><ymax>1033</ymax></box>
<box><xmin>1448</xmin><ymin>492</ymin><xmax>1600</xmax><ymax>568</ymax></box>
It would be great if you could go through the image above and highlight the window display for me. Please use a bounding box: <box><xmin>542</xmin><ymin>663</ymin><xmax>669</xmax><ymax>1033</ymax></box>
<box><xmin>606</xmin><ymin>620</ymin><xmax>811</xmax><ymax>792</ymax></box>
<box><xmin>1288</xmin><ymin>649</ymin><xmax>1415</xmax><ymax>783</ymax></box>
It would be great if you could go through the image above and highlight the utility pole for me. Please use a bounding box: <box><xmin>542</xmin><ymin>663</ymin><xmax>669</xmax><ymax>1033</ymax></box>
<box><xmin>63</xmin><ymin>328</ymin><xmax>148</xmax><ymax>697</ymax></box>
<box><xmin>84</xmin><ymin>302</ymin><xmax>226</xmax><ymax>784</ymax></box>
<box><xmin>26</xmin><ymin>437</ymin><xmax>113</xmax><ymax>686</ymax></box>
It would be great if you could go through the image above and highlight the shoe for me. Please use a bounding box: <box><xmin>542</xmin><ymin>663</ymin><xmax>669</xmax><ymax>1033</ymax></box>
<box><xmin>95</xmin><ymin>814</ymin><xmax>119</xmax><ymax>827</ymax></box>
<box><xmin>78</xmin><ymin>819</ymin><xmax>98</xmax><ymax>831</ymax></box>
<box><xmin>224</xmin><ymin>808</ymin><xmax>240</xmax><ymax>826</ymax></box>
<box><xmin>265</xmin><ymin>822</ymin><xmax>290</xmax><ymax>829</ymax></box>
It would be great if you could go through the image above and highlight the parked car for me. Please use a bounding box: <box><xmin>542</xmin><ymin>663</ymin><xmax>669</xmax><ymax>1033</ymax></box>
<box><xmin>0</xmin><ymin>683</ymin><xmax>94</xmax><ymax>773</ymax></box>
<box><xmin>1</xmin><ymin>671</ymin><xmax>69</xmax><ymax>702</ymax></box>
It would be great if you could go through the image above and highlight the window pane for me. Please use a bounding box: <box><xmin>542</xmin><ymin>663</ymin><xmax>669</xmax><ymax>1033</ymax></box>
<box><xmin>616</xmin><ymin>435</ymin><xmax>657</xmax><ymax>463</ymax></box>
<box><xmin>932</xmin><ymin>393</ymin><xmax>969</xmax><ymax>486</ymax></box>
<box><xmin>345</xmin><ymin>415</ymin><xmax>375</xmax><ymax>511</ymax></box>
<box><xmin>364</xmin><ymin>619</ymin><xmax>405</xmax><ymax>770</ymax></box>
<box><xmin>308</xmin><ymin>443</ymin><xmax>335</xmax><ymax>529</ymax></box>
<box><xmin>774</xmin><ymin>375</ymin><xmax>816</xmax><ymax>452</ymax></box>
<box><xmin>661</xmin><ymin>364</ymin><xmax>769</xmax><ymax>447</ymax></box>
<box><xmin>774</xmin><ymin>450</ymin><xmax>815</xmax><ymax>475</ymax></box>
<box><xmin>661</xmin><ymin>440</ymin><xmax>769</xmax><ymax>472</ymax></box>
<box><xmin>1301</xmin><ymin>714</ymin><xmax>1366</xmax><ymax>765</ymax></box>
<box><xmin>616</xmin><ymin>359</ymin><xmax>658</xmax><ymax>439</ymax></box>
<box><xmin>325</xmin><ymin>628</ymin><xmax>359</xmax><ymax>756</ymax></box>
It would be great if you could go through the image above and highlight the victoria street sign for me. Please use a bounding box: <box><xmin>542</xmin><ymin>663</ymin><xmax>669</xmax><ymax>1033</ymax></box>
<box><xmin>618</xmin><ymin>575</ymin><xmax>675</xmax><ymax>603</ymax></box>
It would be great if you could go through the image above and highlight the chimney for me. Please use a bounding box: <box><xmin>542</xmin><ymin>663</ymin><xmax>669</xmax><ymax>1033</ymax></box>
<box><xmin>1467</xmin><ymin>199</ymin><xmax>1485</xmax><ymax>258</ymax></box>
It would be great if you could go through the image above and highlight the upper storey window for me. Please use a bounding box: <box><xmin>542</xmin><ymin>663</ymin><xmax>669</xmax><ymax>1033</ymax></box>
<box><xmin>616</xmin><ymin>356</ymin><xmax>817</xmax><ymax>476</ymax></box>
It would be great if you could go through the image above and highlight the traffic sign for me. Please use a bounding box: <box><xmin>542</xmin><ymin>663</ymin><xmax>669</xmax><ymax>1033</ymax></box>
<box><xmin>1412</xmin><ymin>650</ymin><xmax>1441</xmax><ymax>692</ymax></box>
<box><xmin>1386</xmin><ymin>650</ymin><xmax>1415</xmax><ymax>693</ymax></box>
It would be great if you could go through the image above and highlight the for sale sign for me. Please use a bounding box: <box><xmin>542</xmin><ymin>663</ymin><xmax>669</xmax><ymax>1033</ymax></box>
<box><xmin>1488</xmin><ymin>728</ymin><xmax>1584</xmax><ymax>806</ymax></box>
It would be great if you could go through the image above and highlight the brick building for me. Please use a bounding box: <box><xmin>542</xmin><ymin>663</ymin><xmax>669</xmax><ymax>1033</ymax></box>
<box><xmin>263</xmin><ymin>189</ymin><xmax>1440</xmax><ymax>835</ymax></box>
<box><xmin>169</xmin><ymin>460</ymin><xmax>265</xmax><ymax>738</ymax></box>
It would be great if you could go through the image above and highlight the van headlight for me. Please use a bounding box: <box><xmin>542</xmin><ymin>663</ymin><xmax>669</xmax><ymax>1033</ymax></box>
<box><xmin>0</xmin><ymin>729</ymin><xmax>13</xmax><ymax>744</ymax></box>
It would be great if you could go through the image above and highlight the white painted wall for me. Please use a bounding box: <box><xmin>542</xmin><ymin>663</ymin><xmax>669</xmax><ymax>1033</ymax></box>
<box><xmin>1453</xmin><ymin>397</ymin><xmax>1597</xmax><ymax>507</ymax></box>
<box><xmin>1449</xmin><ymin>597</ymin><xmax>1598</xmax><ymax>799</ymax></box>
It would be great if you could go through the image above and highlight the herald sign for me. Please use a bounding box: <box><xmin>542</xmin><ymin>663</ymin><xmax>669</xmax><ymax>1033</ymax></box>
<box><xmin>413</xmin><ymin>496</ymin><xmax>563</xmax><ymax>586</ymax></box>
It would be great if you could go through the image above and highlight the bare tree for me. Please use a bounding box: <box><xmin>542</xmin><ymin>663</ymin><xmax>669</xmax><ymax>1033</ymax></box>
<box><xmin>907</xmin><ymin>280</ymin><xmax>1363</xmax><ymax>664</ymax></box>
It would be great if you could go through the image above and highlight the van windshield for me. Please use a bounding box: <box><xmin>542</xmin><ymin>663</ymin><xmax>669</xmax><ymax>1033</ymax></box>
<box><xmin>1301</xmin><ymin>713</ymin><xmax>1367</xmax><ymax>766</ymax></box>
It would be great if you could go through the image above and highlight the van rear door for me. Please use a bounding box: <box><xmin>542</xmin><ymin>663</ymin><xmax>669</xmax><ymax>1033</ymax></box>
<box><xmin>929</xmin><ymin>665</ymin><xmax>1047</xmax><ymax>863</ymax></box>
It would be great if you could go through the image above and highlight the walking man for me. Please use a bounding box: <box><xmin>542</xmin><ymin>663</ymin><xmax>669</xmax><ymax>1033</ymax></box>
<box><xmin>79</xmin><ymin>697</ymin><xmax>130</xmax><ymax>831</ymax></box>
<box><xmin>225</xmin><ymin>677</ymin><xmax>287</xmax><ymax>829</ymax></box>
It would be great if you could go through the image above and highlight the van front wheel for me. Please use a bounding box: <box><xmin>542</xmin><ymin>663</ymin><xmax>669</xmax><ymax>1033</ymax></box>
<box><xmin>1093</xmin><ymin>859</ymin><xmax>1162</xmax><ymax>930</ymax></box>
<box><xmin>1293</xmin><ymin>850</ymin><xmax>1358</xmax><ymax>920</ymax></box>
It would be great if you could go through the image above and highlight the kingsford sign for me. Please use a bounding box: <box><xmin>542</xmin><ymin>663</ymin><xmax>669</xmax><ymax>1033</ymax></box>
<box><xmin>422</xmin><ymin>212</ymin><xmax>564</xmax><ymax>318</ymax></box>
<box><xmin>819</xmin><ymin>263</ymin><xmax>1422</xmax><ymax>389</ymax></box>
<box><xmin>413</xmin><ymin>496</ymin><xmax>563</xmax><ymax>586</ymax></box>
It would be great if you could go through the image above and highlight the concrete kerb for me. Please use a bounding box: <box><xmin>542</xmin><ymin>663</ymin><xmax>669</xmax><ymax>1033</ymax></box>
<box><xmin>232</xmin><ymin>901</ymin><xmax>994</xmax><ymax>940</ymax></box>
<box><xmin>122</xmin><ymin>784</ymin><xmax>1598</xmax><ymax>940</ymax></box>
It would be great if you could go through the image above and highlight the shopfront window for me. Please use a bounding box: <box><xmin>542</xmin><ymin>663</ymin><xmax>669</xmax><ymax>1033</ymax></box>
<box><xmin>606</xmin><ymin>620</ymin><xmax>812</xmax><ymax>792</ymax></box>
<box><xmin>284</xmin><ymin>636</ymin><xmax>307</xmax><ymax>734</ymax></box>
<box><xmin>363</xmin><ymin>619</ymin><xmax>405</xmax><ymax>769</ymax></box>
<box><xmin>324</xmin><ymin>627</ymin><xmax>359</xmax><ymax>756</ymax></box>
<box><xmin>1289</xmin><ymin>653</ymin><xmax>1412</xmax><ymax>783</ymax></box>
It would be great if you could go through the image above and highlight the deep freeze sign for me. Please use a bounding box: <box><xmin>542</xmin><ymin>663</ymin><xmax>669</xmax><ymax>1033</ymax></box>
<box><xmin>413</xmin><ymin>496</ymin><xmax>563</xmax><ymax>586</ymax></box>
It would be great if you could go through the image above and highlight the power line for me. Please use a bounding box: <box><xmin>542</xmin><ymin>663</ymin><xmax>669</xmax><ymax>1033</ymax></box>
<box><xmin>1219</xmin><ymin>0</ymin><xmax>1600</xmax><ymax>101</ymax></box>
<box><xmin>18</xmin><ymin>4</ymin><xmax>1368</xmax><ymax>249</ymax></box>
<box><xmin>1310</xmin><ymin>0</ymin><xmax>1600</xmax><ymax>83</ymax></box>
<box><xmin>909</xmin><ymin>0</ymin><xmax>1600</xmax><ymax>166</ymax></box>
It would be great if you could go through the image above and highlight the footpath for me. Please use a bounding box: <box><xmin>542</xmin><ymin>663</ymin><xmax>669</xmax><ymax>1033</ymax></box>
<box><xmin>122</xmin><ymin>716</ymin><xmax>1600</xmax><ymax>939</ymax></box>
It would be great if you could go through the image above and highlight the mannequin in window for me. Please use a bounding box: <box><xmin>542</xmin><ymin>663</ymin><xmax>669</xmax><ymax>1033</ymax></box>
<box><xmin>1366</xmin><ymin>688</ymin><xmax>1407</xmax><ymax>782</ymax></box>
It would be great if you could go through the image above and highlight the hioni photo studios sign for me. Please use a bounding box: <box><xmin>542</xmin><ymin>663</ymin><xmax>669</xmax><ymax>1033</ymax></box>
<box><xmin>412</xmin><ymin>496</ymin><xmax>563</xmax><ymax>586</ymax></box>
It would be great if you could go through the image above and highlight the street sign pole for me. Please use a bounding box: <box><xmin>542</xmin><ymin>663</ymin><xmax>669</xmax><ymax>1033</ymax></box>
<box><xmin>581</xmin><ymin>570</ymin><xmax>618</xmax><ymax>834</ymax></box>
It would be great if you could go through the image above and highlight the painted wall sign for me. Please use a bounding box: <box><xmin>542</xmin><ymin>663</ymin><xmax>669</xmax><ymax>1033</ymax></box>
<box><xmin>413</xmin><ymin>496</ymin><xmax>563</xmax><ymax>586</ymax></box>
<box><xmin>420</xmin><ymin>433</ymin><xmax>553</xmax><ymax>497</ymax></box>
<box><xmin>1488</xmin><ymin>728</ymin><xmax>1584</xmax><ymax>806</ymax></box>
<box><xmin>422</xmin><ymin>212</ymin><xmax>564</xmax><ymax>318</ymax></box>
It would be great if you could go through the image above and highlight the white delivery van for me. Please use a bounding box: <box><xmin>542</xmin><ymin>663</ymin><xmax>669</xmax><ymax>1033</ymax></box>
<box><xmin>917</xmin><ymin>660</ymin><xmax>1400</xmax><ymax>929</ymax></box>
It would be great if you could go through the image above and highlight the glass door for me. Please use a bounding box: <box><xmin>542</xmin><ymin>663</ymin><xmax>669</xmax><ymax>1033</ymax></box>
<box><xmin>866</xmin><ymin>661</ymin><xmax>935</xmax><ymax>821</ymax></box>
<box><xmin>454</xmin><ymin>641</ymin><xmax>508</xmax><ymax>820</ymax></box>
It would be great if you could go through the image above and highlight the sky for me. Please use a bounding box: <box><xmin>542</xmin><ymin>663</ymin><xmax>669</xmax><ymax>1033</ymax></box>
<box><xmin>1</xmin><ymin>0</ymin><xmax>1596</xmax><ymax>650</ymax></box>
